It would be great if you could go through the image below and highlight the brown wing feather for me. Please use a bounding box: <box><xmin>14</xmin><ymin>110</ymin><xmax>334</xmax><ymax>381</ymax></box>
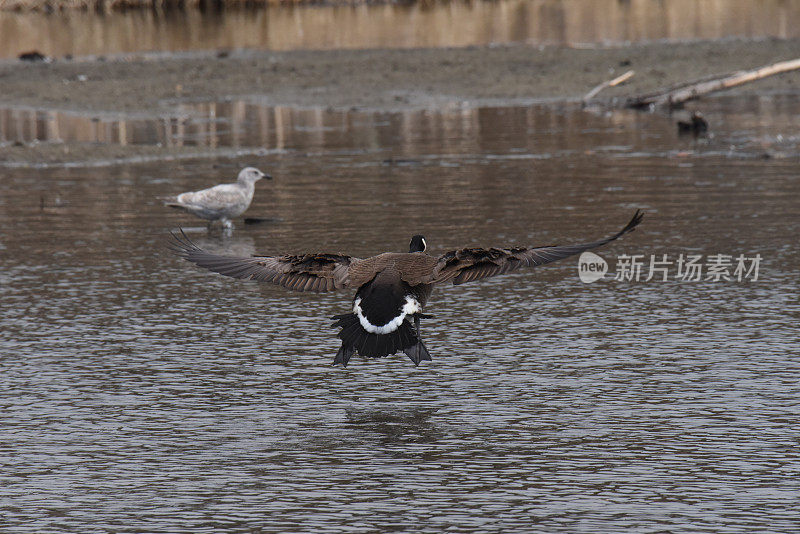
<box><xmin>433</xmin><ymin>210</ymin><xmax>644</xmax><ymax>285</ymax></box>
<box><xmin>169</xmin><ymin>230</ymin><xmax>355</xmax><ymax>293</ymax></box>
<box><xmin>346</xmin><ymin>252</ymin><xmax>439</xmax><ymax>287</ymax></box>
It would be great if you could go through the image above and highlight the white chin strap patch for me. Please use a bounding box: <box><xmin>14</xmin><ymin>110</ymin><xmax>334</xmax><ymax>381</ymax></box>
<box><xmin>353</xmin><ymin>296</ymin><xmax>421</xmax><ymax>335</ymax></box>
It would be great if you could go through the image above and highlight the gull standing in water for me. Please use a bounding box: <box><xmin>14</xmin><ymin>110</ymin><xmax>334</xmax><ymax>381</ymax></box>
<box><xmin>165</xmin><ymin>167</ymin><xmax>271</xmax><ymax>229</ymax></box>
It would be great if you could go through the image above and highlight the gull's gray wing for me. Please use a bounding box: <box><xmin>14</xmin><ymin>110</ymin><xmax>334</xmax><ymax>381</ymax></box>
<box><xmin>175</xmin><ymin>184</ymin><xmax>246</xmax><ymax>211</ymax></box>
<box><xmin>169</xmin><ymin>231</ymin><xmax>355</xmax><ymax>293</ymax></box>
<box><xmin>432</xmin><ymin>210</ymin><xmax>644</xmax><ymax>285</ymax></box>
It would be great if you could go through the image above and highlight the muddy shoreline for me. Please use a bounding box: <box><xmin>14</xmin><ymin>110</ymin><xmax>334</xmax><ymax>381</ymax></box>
<box><xmin>2</xmin><ymin>39</ymin><xmax>799</xmax><ymax>166</ymax></box>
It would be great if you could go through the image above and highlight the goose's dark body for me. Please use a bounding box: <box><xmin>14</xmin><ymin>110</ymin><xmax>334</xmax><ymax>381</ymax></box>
<box><xmin>332</xmin><ymin>264</ymin><xmax>434</xmax><ymax>365</ymax></box>
<box><xmin>170</xmin><ymin>210</ymin><xmax>643</xmax><ymax>366</ymax></box>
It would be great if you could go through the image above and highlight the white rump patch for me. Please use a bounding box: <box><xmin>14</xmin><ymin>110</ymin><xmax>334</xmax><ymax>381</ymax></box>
<box><xmin>353</xmin><ymin>296</ymin><xmax>421</xmax><ymax>335</ymax></box>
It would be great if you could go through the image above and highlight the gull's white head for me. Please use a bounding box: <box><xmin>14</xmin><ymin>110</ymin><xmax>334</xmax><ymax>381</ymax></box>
<box><xmin>238</xmin><ymin>167</ymin><xmax>272</xmax><ymax>184</ymax></box>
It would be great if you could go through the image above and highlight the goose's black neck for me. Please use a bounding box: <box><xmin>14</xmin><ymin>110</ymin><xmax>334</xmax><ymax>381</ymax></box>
<box><xmin>409</xmin><ymin>235</ymin><xmax>427</xmax><ymax>253</ymax></box>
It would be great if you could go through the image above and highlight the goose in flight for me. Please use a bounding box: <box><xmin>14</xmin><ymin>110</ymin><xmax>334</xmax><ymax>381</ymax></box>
<box><xmin>170</xmin><ymin>210</ymin><xmax>643</xmax><ymax>366</ymax></box>
<box><xmin>165</xmin><ymin>167</ymin><xmax>271</xmax><ymax>229</ymax></box>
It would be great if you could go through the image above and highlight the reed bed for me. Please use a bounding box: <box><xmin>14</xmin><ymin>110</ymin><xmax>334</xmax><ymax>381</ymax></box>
<box><xmin>0</xmin><ymin>0</ymin><xmax>399</xmax><ymax>11</ymax></box>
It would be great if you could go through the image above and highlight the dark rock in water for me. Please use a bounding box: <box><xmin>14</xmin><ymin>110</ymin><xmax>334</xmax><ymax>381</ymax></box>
<box><xmin>677</xmin><ymin>111</ymin><xmax>709</xmax><ymax>136</ymax></box>
<box><xmin>19</xmin><ymin>51</ymin><xmax>49</xmax><ymax>62</ymax></box>
<box><xmin>216</xmin><ymin>50</ymin><xmax>230</xmax><ymax>59</ymax></box>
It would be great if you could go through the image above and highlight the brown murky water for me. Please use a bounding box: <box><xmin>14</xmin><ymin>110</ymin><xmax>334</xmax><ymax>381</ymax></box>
<box><xmin>2</xmin><ymin>0</ymin><xmax>800</xmax><ymax>59</ymax></box>
<box><xmin>1</xmin><ymin>96</ymin><xmax>799</xmax><ymax>531</ymax></box>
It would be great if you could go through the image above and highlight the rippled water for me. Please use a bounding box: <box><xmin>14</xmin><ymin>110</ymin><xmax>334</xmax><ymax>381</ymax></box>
<box><xmin>1</xmin><ymin>97</ymin><xmax>799</xmax><ymax>532</ymax></box>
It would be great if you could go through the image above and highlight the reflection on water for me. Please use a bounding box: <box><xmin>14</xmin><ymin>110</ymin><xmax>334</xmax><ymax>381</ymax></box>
<box><xmin>345</xmin><ymin>407</ymin><xmax>442</xmax><ymax>444</ymax></box>
<box><xmin>1</xmin><ymin>0</ymin><xmax>799</xmax><ymax>59</ymax></box>
<box><xmin>3</xmin><ymin>95</ymin><xmax>800</xmax><ymax>159</ymax></box>
<box><xmin>1</xmin><ymin>97</ymin><xmax>799</xmax><ymax>532</ymax></box>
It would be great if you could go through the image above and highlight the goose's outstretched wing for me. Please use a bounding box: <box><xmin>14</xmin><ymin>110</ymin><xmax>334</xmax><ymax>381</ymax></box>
<box><xmin>169</xmin><ymin>231</ymin><xmax>355</xmax><ymax>292</ymax></box>
<box><xmin>432</xmin><ymin>210</ymin><xmax>644</xmax><ymax>285</ymax></box>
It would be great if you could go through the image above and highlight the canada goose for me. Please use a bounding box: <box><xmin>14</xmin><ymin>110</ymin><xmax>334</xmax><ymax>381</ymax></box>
<box><xmin>170</xmin><ymin>210</ymin><xmax>643</xmax><ymax>366</ymax></box>
<box><xmin>677</xmin><ymin>111</ymin><xmax>708</xmax><ymax>136</ymax></box>
<box><xmin>164</xmin><ymin>167</ymin><xmax>271</xmax><ymax>229</ymax></box>
<box><xmin>19</xmin><ymin>51</ymin><xmax>50</xmax><ymax>62</ymax></box>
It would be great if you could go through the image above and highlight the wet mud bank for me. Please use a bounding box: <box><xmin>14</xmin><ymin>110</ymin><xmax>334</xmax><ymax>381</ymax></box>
<box><xmin>1</xmin><ymin>39</ymin><xmax>799</xmax><ymax>166</ymax></box>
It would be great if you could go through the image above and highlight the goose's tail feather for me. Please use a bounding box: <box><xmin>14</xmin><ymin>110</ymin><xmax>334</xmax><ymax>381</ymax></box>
<box><xmin>331</xmin><ymin>313</ymin><xmax>427</xmax><ymax>366</ymax></box>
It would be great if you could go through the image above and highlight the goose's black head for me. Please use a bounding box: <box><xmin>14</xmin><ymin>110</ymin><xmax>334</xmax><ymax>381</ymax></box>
<box><xmin>409</xmin><ymin>235</ymin><xmax>427</xmax><ymax>253</ymax></box>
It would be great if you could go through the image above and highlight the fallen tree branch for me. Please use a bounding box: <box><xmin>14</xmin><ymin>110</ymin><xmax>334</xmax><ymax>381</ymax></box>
<box><xmin>626</xmin><ymin>58</ymin><xmax>800</xmax><ymax>109</ymax></box>
<box><xmin>583</xmin><ymin>70</ymin><xmax>635</xmax><ymax>104</ymax></box>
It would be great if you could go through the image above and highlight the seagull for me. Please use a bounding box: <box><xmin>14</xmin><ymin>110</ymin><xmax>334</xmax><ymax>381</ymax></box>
<box><xmin>170</xmin><ymin>210</ymin><xmax>643</xmax><ymax>366</ymax></box>
<box><xmin>165</xmin><ymin>167</ymin><xmax>271</xmax><ymax>229</ymax></box>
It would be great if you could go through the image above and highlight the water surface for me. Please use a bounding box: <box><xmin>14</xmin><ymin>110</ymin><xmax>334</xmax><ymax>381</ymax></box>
<box><xmin>1</xmin><ymin>97</ymin><xmax>799</xmax><ymax>532</ymax></box>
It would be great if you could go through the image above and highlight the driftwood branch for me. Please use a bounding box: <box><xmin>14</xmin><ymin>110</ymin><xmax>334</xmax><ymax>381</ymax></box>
<box><xmin>626</xmin><ymin>58</ymin><xmax>800</xmax><ymax>109</ymax></box>
<box><xmin>583</xmin><ymin>70</ymin><xmax>635</xmax><ymax>103</ymax></box>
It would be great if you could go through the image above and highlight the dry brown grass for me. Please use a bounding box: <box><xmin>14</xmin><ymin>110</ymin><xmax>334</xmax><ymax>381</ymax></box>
<box><xmin>1</xmin><ymin>0</ymin><xmax>172</xmax><ymax>10</ymax></box>
<box><xmin>0</xmin><ymin>0</ymin><xmax>392</xmax><ymax>11</ymax></box>
<box><xmin>2</xmin><ymin>0</ymin><xmax>167</xmax><ymax>9</ymax></box>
